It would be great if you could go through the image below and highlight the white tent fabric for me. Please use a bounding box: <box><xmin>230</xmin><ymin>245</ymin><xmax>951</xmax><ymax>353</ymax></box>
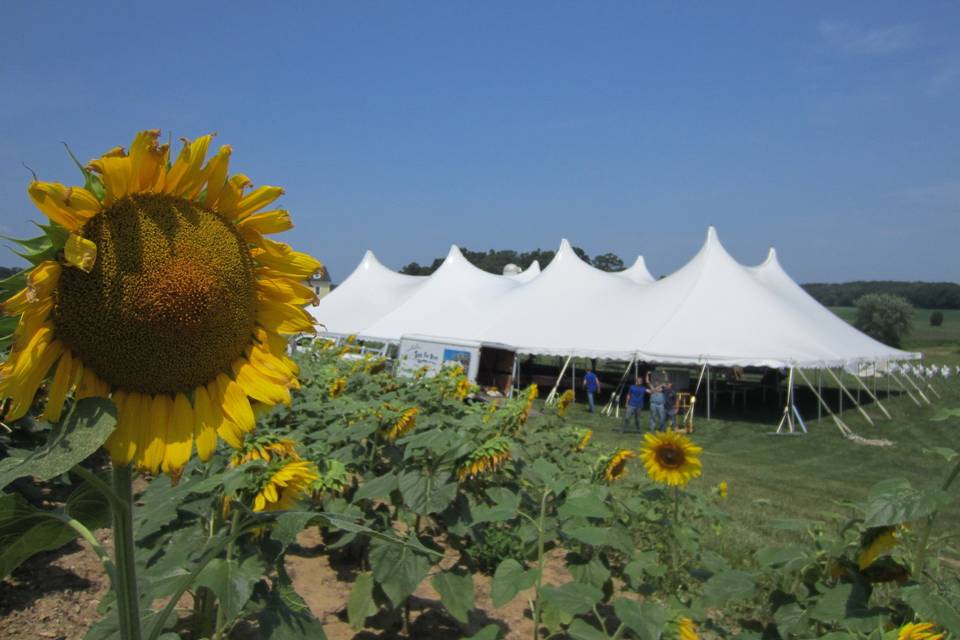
<box><xmin>313</xmin><ymin>228</ymin><xmax>920</xmax><ymax>367</ymax></box>
<box><xmin>307</xmin><ymin>250</ymin><xmax>425</xmax><ymax>336</ymax></box>
<box><xmin>357</xmin><ymin>246</ymin><xmax>524</xmax><ymax>343</ymax></box>
<box><xmin>616</xmin><ymin>256</ymin><xmax>656</xmax><ymax>284</ymax></box>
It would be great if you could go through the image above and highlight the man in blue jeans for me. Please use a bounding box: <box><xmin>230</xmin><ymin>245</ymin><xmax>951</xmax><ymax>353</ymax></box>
<box><xmin>582</xmin><ymin>367</ymin><xmax>601</xmax><ymax>413</ymax></box>
<box><xmin>619</xmin><ymin>376</ymin><xmax>646</xmax><ymax>433</ymax></box>
<box><xmin>648</xmin><ymin>378</ymin><xmax>667</xmax><ymax>431</ymax></box>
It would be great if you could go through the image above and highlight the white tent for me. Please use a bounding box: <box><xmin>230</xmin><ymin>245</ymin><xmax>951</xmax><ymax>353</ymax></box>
<box><xmin>312</xmin><ymin>228</ymin><xmax>920</xmax><ymax>368</ymax></box>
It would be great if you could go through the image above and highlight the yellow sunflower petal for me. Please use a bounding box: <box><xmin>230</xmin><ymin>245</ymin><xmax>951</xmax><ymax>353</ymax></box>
<box><xmin>230</xmin><ymin>185</ymin><xmax>285</xmax><ymax>221</ymax></box>
<box><xmin>3</xmin><ymin>338</ymin><xmax>63</xmax><ymax>421</ymax></box>
<box><xmin>237</xmin><ymin>209</ymin><xmax>292</xmax><ymax>240</ymax></box>
<box><xmin>42</xmin><ymin>350</ymin><xmax>75</xmax><ymax>423</ymax></box>
<box><xmin>252</xmin><ymin>238</ymin><xmax>322</xmax><ymax>279</ymax></box>
<box><xmin>104</xmin><ymin>390</ymin><xmax>137</xmax><ymax>466</ymax></box>
<box><xmin>162</xmin><ymin>393</ymin><xmax>194</xmax><ymax>474</ymax></box>
<box><xmin>211</xmin><ymin>174</ymin><xmax>252</xmax><ymax>219</ymax></box>
<box><xmin>127</xmin><ymin>129</ymin><xmax>166</xmax><ymax>192</ymax></box>
<box><xmin>2</xmin><ymin>261</ymin><xmax>61</xmax><ymax>316</ymax></box>
<box><xmin>64</xmin><ymin>234</ymin><xmax>97</xmax><ymax>272</ymax></box>
<box><xmin>76</xmin><ymin>367</ymin><xmax>109</xmax><ymax>399</ymax></box>
<box><xmin>88</xmin><ymin>155</ymin><xmax>136</xmax><ymax>204</ymax></box>
<box><xmin>257</xmin><ymin>299</ymin><xmax>315</xmax><ymax>335</ymax></box>
<box><xmin>193</xmin><ymin>385</ymin><xmax>218</xmax><ymax>461</ymax></box>
<box><xmin>27</xmin><ymin>182</ymin><xmax>100</xmax><ymax>230</ymax></box>
<box><xmin>253</xmin><ymin>492</ymin><xmax>267</xmax><ymax>512</ymax></box>
<box><xmin>218</xmin><ymin>373</ymin><xmax>256</xmax><ymax>436</ymax></box>
<box><xmin>139</xmin><ymin>394</ymin><xmax>172</xmax><ymax>472</ymax></box>
<box><xmin>255</xmin><ymin>277</ymin><xmax>317</xmax><ymax>306</ymax></box>
<box><xmin>207</xmin><ymin>377</ymin><xmax>243</xmax><ymax>449</ymax></box>
<box><xmin>233</xmin><ymin>358</ymin><xmax>291</xmax><ymax>405</ymax></box>
<box><xmin>163</xmin><ymin>134</ymin><xmax>214</xmax><ymax>198</ymax></box>
<box><xmin>202</xmin><ymin>145</ymin><xmax>233</xmax><ymax>207</ymax></box>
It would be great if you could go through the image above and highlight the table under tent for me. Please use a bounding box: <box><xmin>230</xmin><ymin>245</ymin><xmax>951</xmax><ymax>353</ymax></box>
<box><xmin>308</xmin><ymin>227</ymin><xmax>925</xmax><ymax>439</ymax></box>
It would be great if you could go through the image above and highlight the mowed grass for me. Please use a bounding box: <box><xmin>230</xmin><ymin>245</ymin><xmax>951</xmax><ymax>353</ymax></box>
<box><xmin>539</xmin><ymin>382</ymin><xmax>960</xmax><ymax>560</ymax></box>
<box><xmin>831</xmin><ymin>306</ymin><xmax>960</xmax><ymax>367</ymax></box>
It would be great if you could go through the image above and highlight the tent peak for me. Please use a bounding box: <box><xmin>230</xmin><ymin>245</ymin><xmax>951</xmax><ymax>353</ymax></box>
<box><xmin>360</xmin><ymin>249</ymin><xmax>384</xmax><ymax>270</ymax></box>
<box><xmin>445</xmin><ymin>245</ymin><xmax>465</xmax><ymax>261</ymax></box>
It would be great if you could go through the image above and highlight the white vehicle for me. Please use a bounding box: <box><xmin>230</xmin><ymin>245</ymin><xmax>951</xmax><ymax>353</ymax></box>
<box><xmin>395</xmin><ymin>334</ymin><xmax>517</xmax><ymax>394</ymax></box>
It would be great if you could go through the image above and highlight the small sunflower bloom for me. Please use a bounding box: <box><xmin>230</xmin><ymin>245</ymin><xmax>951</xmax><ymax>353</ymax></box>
<box><xmin>678</xmin><ymin>617</ymin><xmax>699</xmax><ymax>640</ymax></box>
<box><xmin>328</xmin><ymin>377</ymin><xmax>348</xmax><ymax>398</ymax></box>
<box><xmin>230</xmin><ymin>436</ymin><xmax>300</xmax><ymax>468</ymax></box>
<box><xmin>0</xmin><ymin>130</ymin><xmax>320</xmax><ymax>475</ymax></box>
<box><xmin>718</xmin><ymin>480</ymin><xmax>728</xmax><ymax>499</ymax></box>
<box><xmin>518</xmin><ymin>384</ymin><xmax>538</xmax><ymax>425</ymax></box>
<box><xmin>385</xmin><ymin>407</ymin><xmax>419</xmax><ymax>442</ymax></box>
<box><xmin>252</xmin><ymin>459</ymin><xmax>319</xmax><ymax>512</ymax></box>
<box><xmin>557</xmin><ymin>389</ymin><xmax>575</xmax><ymax>416</ymax></box>
<box><xmin>858</xmin><ymin>526</ymin><xmax>899</xmax><ymax>570</ymax></box>
<box><xmin>603</xmin><ymin>449</ymin><xmax>636</xmax><ymax>483</ymax></box>
<box><xmin>574</xmin><ymin>428</ymin><xmax>593</xmax><ymax>452</ymax></box>
<box><xmin>454</xmin><ymin>377</ymin><xmax>473</xmax><ymax>400</ymax></box>
<box><xmin>639</xmin><ymin>431</ymin><xmax>703</xmax><ymax>487</ymax></box>
<box><xmin>458</xmin><ymin>436</ymin><xmax>512</xmax><ymax>481</ymax></box>
<box><xmin>898</xmin><ymin>622</ymin><xmax>944</xmax><ymax>640</ymax></box>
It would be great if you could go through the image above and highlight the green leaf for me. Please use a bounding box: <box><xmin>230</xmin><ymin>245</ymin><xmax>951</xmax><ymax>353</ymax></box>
<box><xmin>567</xmin><ymin>554</ymin><xmax>611</xmax><ymax>590</ymax></box>
<box><xmin>0</xmin><ymin>484</ymin><xmax>109</xmax><ymax>579</ymax></box>
<box><xmin>809</xmin><ymin>582</ymin><xmax>870</xmax><ymax>623</ymax></box>
<box><xmin>567</xmin><ymin>619</ymin><xmax>608</xmax><ymax>640</ymax></box>
<box><xmin>613</xmin><ymin>598</ymin><xmax>669</xmax><ymax>640</ymax></box>
<box><xmin>271</xmin><ymin>511</ymin><xmax>320</xmax><ymax>550</ymax></box>
<box><xmin>472</xmin><ymin>487</ymin><xmax>520</xmax><ymax>524</ymax></box>
<box><xmin>539</xmin><ymin>582</ymin><xmax>603</xmax><ymax>616</ymax></box>
<box><xmin>863</xmin><ymin>478</ymin><xmax>953</xmax><ymax>527</ymax></box>
<box><xmin>491</xmin><ymin>558</ymin><xmax>537</xmax><ymax>608</ymax></box>
<box><xmin>432</xmin><ymin>570</ymin><xmax>475</xmax><ymax>624</ymax></box>
<box><xmin>773</xmin><ymin>602</ymin><xmax>810</xmax><ymax>637</ymax></box>
<box><xmin>195</xmin><ymin>556</ymin><xmax>266</xmax><ymax>624</ymax></box>
<box><xmin>252</xmin><ymin>580</ymin><xmax>328</xmax><ymax>640</ymax></box>
<box><xmin>702</xmin><ymin>571</ymin><xmax>756</xmax><ymax>607</ymax></box>
<box><xmin>558</xmin><ymin>485</ymin><xmax>611</xmax><ymax>519</ymax></box>
<box><xmin>899</xmin><ymin>584</ymin><xmax>960</xmax><ymax>635</ymax></box>
<box><xmin>755</xmin><ymin>546</ymin><xmax>811</xmax><ymax>572</ymax></box>
<box><xmin>565</xmin><ymin>525</ymin><xmax>609</xmax><ymax>547</ymax></box>
<box><xmin>624</xmin><ymin>551</ymin><xmax>667</xmax><ymax>585</ymax></box>
<box><xmin>368</xmin><ymin>536</ymin><xmax>432</xmax><ymax>607</ymax></box>
<box><xmin>398</xmin><ymin>469</ymin><xmax>457</xmax><ymax>516</ymax></box>
<box><xmin>922</xmin><ymin>446</ymin><xmax>959</xmax><ymax>462</ymax></box>
<box><xmin>347</xmin><ymin>572</ymin><xmax>378</xmax><ymax>630</ymax></box>
<box><xmin>0</xmin><ymin>398</ymin><xmax>117</xmax><ymax>492</ymax></box>
<box><xmin>353</xmin><ymin>471</ymin><xmax>398</xmax><ymax>502</ymax></box>
<box><xmin>465</xmin><ymin>624</ymin><xmax>502</xmax><ymax>640</ymax></box>
<box><xmin>528</xmin><ymin>458</ymin><xmax>569</xmax><ymax>494</ymax></box>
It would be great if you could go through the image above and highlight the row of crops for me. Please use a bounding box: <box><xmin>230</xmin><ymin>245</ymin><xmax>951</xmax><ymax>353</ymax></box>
<box><xmin>2</xmin><ymin>342</ymin><xmax>957</xmax><ymax>639</ymax></box>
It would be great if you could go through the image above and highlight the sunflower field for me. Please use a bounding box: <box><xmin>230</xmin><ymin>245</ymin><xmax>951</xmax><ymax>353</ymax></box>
<box><xmin>1</xmin><ymin>132</ymin><xmax>959</xmax><ymax>640</ymax></box>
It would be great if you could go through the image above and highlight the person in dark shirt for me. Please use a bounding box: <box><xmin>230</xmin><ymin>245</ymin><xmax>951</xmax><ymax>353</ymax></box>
<box><xmin>582</xmin><ymin>367</ymin><xmax>601</xmax><ymax>413</ymax></box>
<box><xmin>618</xmin><ymin>377</ymin><xmax>646</xmax><ymax>433</ymax></box>
<box><xmin>663</xmin><ymin>382</ymin><xmax>678</xmax><ymax>431</ymax></box>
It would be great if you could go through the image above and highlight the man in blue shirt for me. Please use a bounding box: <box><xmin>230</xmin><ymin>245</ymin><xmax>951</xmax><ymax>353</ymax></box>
<box><xmin>619</xmin><ymin>376</ymin><xmax>646</xmax><ymax>433</ymax></box>
<box><xmin>582</xmin><ymin>367</ymin><xmax>601</xmax><ymax>413</ymax></box>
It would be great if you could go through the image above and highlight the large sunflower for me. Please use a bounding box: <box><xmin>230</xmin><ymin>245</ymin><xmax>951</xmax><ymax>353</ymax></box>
<box><xmin>0</xmin><ymin>130</ymin><xmax>320</xmax><ymax>475</ymax></box>
<box><xmin>639</xmin><ymin>431</ymin><xmax>703</xmax><ymax>487</ymax></box>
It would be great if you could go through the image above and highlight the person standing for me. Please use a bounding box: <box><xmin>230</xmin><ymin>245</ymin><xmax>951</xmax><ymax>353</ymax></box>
<box><xmin>648</xmin><ymin>377</ymin><xmax>667</xmax><ymax>432</ymax></box>
<box><xmin>582</xmin><ymin>367</ymin><xmax>601</xmax><ymax>413</ymax></box>
<box><xmin>619</xmin><ymin>376</ymin><xmax>646</xmax><ymax>433</ymax></box>
<box><xmin>663</xmin><ymin>381</ymin><xmax>678</xmax><ymax>431</ymax></box>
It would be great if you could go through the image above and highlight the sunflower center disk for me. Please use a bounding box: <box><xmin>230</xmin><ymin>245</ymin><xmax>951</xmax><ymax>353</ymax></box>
<box><xmin>656</xmin><ymin>445</ymin><xmax>685</xmax><ymax>469</ymax></box>
<box><xmin>54</xmin><ymin>194</ymin><xmax>257</xmax><ymax>395</ymax></box>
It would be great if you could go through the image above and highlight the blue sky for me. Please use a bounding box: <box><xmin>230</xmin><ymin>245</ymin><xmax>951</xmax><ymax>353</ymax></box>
<box><xmin>2</xmin><ymin>2</ymin><xmax>958</xmax><ymax>283</ymax></box>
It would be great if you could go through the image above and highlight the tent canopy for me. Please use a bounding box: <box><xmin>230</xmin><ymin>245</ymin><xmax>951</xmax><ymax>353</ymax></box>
<box><xmin>311</xmin><ymin>228</ymin><xmax>920</xmax><ymax>368</ymax></box>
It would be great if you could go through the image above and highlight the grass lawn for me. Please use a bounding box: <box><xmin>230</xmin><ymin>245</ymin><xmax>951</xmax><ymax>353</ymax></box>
<box><xmin>537</xmin><ymin>381</ymin><xmax>960</xmax><ymax>562</ymax></box>
<box><xmin>831</xmin><ymin>306</ymin><xmax>960</xmax><ymax>367</ymax></box>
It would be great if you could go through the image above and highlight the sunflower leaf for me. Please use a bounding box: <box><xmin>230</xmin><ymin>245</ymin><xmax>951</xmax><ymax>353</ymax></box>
<box><xmin>0</xmin><ymin>398</ymin><xmax>117</xmax><ymax>492</ymax></box>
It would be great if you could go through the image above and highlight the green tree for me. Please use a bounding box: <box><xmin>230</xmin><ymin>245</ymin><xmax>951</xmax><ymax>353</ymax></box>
<box><xmin>591</xmin><ymin>252</ymin><xmax>625</xmax><ymax>272</ymax></box>
<box><xmin>853</xmin><ymin>293</ymin><xmax>914</xmax><ymax>348</ymax></box>
<box><xmin>929</xmin><ymin>311</ymin><xmax>944</xmax><ymax>326</ymax></box>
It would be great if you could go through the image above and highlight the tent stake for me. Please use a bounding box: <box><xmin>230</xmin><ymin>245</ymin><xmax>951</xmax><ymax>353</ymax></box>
<box><xmin>796</xmin><ymin>368</ymin><xmax>854</xmax><ymax>437</ymax></box>
<box><xmin>850</xmin><ymin>369</ymin><xmax>892</xmax><ymax>419</ymax></box>
<box><xmin>602</xmin><ymin>356</ymin><xmax>635</xmax><ymax>417</ymax></box>
<box><xmin>775</xmin><ymin>367</ymin><xmax>796</xmax><ymax>434</ymax></box>
<box><xmin>545</xmin><ymin>355</ymin><xmax>573</xmax><ymax>405</ymax></box>
<box><xmin>825</xmin><ymin>368</ymin><xmax>874</xmax><ymax>426</ymax></box>
<box><xmin>922</xmin><ymin>376</ymin><xmax>942</xmax><ymax>399</ymax></box>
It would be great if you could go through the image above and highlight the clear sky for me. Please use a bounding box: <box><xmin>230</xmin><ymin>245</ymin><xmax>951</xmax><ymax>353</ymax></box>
<box><xmin>2</xmin><ymin>2</ymin><xmax>958</xmax><ymax>283</ymax></box>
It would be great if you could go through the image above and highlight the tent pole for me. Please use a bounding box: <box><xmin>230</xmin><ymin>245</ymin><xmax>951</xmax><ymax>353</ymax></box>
<box><xmin>922</xmin><ymin>376</ymin><xmax>942</xmax><ymax>399</ymax></box>
<box><xmin>776</xmin><ymin>367</ymin><xmax>796</xmax><ymax>434</ymax></box>
<box><xmin>795</xmin><ymin>368</ymin><xmax>854</xmax><ymax>437</ymax></box>
<box><xmin>817</xmin><ymin>369</ymin><xmax>822</xmax><ymax>422</ymax></box>
<box><xmin>850</xmin><ymin>369</ymin><xmax>892</xmax><ymax>419</ymax></box>
<box><xmin>571</xmin><ymin>359</ymin><xmax>576</xmax><ymax>405</ymax></box>
<box><xmin>899</xmin><ymin>371</ymin><xmax>930</xmax><ymax>404</ymax></box>
<box><xmin>890</xmin><ymin>372</ymin><xmax>922</xmax><ymax>406</ymax></box>
<box><xmin>872</xmin><ymin>361</ymin><xmax>878</xmax><ymax>400</ymax></box>
<box><xmin>545</xmin><ymin>355</ymin><xmax>572</xmax><ymax>405</ymax></box>
<box><xmin>706</xmin><ymin>365</ymin><xmax>711</xmax><ymax>421</ymax></box>
<box><xmin>825</xmin><ymin>368</ymin><xmax>874</xmax><ymax>426</ymax></box>
<box><xmin>602</xmin><ymin>356</ymin><xmax>635</xmax><ymax>417</ymax></box>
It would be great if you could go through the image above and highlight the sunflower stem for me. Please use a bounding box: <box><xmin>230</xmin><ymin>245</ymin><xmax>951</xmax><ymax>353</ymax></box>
<box><xmin>111</xmin><ymin>464</ymin><xmax>143</xmax><ymax>640</ymax></box>
<box><xmin>531</xmin><ymin>489</ymin><xmax>550</xmax><ymax>640</ymax></box>
<box><xmin>670</xmin><ymin>486</ymin><xmax>680</xmax><ymax>576</ymax></box>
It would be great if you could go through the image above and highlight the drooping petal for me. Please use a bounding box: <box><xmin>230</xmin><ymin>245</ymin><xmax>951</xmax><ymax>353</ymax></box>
<box><xmin>2</xmin><ymin>261</ymin><xmax>61</xmax><ymax>316</ymax></box>
<box><xmin>207</xmin><ymin>377</ymin><xmax>243</xmax><ymax>449</ymax></box>
<box><xmin>192</xmin><ymin>385</ymin><xmax>218</xmax><ymax>461</ymax></box>
<box><xmin>76</xmin><ymin>367</ymin><xmax>110</xmax><ymax>399</ymax></box>
<box><xmin>4</xmin><ymin>339</ymin><xmax>63</xmax><ymax>421</ymax></box>
<box><xmin>43</xmin><ymin>349</ymin><xmax>75</xmax><ymax>422</ymax></box>
<box><xmin>237</xmin><ymin>209</ymin><xmax>292</xmax><ymax>241</ymax></box>
<box><xmin>252</xmin><ymin>237</ymin><xmax>322</xmax><ymax>279</ymax></box>
<box><xmin>104</xmin><ymin>390</ymin><xmax>137</xmax><ymax>466</ymax></box>
<box><xmin>140</xmin><ymin>393</ymin><xmax>172</xmax><ymax>473</ymax></box>
<box><xmin>255</xmin><ymin>277</ymin><xmax>317</xmax><ymax>306</ymax></box>
<box><xmin>27</xmin><ymin>182</ymin><xmax>100</xmax><ymax>230</ymax></box>
<box><xmin>88</xmin><ymin>155</ymin><xmax>135</xmax><ymax>204</ymax></box>
<box><xmin>64</xmin><ymin>234</ymin><xmax>97</xmax><ymax>272</ymax></box>
<box><xmin>162</xmin><ymin>393</ymin><xmax>195</xmax><ymax>474</ymax></box>
<box><xmin>217</xmin><ymin>373</ymin><xmax>256</xmax><ymax>436</ymax></box>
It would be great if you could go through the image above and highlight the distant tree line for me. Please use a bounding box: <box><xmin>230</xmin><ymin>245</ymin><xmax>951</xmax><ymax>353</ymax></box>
<box><xmin>802</xmin><ymin>281</ymin><xmax>960</xmax><ymax>309</ymax></box>
<box><xmin>400</xmin><ymin>248</ymin><xmax>626</xmax><ymax>275</ymax></box>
